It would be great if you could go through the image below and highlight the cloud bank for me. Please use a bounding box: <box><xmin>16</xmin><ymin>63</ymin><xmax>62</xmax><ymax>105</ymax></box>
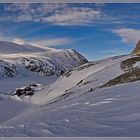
<box><xmin>3</xmin><ymin>3</ymin><xmax>103</xmax><ymax>26</ymax></box>
<box><xmin>112</xmin><ymin>28</ymin><xmax>140</xmax><ymax>44</ymax></box>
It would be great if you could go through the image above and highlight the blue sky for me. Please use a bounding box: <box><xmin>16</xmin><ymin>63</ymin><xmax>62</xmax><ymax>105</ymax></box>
<box><xmin>0</xmin><ymin>3</ymin><xmax>140</xmax><ymax>60</ymax></box>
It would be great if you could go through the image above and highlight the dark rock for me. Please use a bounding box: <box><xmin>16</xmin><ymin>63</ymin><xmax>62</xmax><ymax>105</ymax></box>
<box><xmin>89</xmin><ymin>88</ymin><xmax>94</xmax><ymax>92</ymax></box>
<box><xmin>100</xmin><ymin>67</ymin><xmax>140</xmax><ymax>88</ymax></box>
<box><xmin>14</xmin><ymin>86</ymin><xmax>35</xmax><ymax>96</ymax></box>
<box><xmin>29</xmin><ymin>84</ymin><xmax>38</xmax><ymax>87</ymax></box>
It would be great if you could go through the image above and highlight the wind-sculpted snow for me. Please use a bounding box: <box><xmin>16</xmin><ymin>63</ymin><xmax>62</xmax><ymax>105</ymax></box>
<box><xmin>0</xmin><ymin>41</ymin><xmax>46</xmax><ymax>54</ymax></box>
<box><xmin>1</xmin><ymin>80</ymin><xmax>140</xmax><ymax>136</ymax></box>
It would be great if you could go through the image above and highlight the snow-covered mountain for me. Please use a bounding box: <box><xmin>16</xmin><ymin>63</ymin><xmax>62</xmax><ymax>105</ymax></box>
<box><xmin>0</xmin><ymin>41</ymin><xmax>88</xmax><ymax>93</ymax></box>
<box><xmin>12</xmin><ymin>53</ymin><xmax>136</xmax><ymax>105</ymax></box>
<box><xmin>0</xmin><ymin>41</ymin><xmax>87</xmax><ymax>77</ymax></box>
<box><xmin>1</xmin><ymin>41</ymin><xmax>140</xmax><ymax>136</ymax></box>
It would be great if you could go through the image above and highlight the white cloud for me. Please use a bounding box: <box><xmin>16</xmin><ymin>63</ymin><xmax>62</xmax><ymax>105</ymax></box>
<box><xmin>42</xmin><ymin>7</ymin><xmax>101</xmax><ymax>26</ymax></box>
<box><xmin>4</xmin><ymin>3</ymin><xmax>31</xmax><ymax>12</ymax></box>
<box><xmin>4</xmin><ymin>3</ymin><xmax>69</xmax><ymax>22</ymax></box>
<box><xmin>112</xmin><ymin>28</ymin><xmax>140</xmax><ymax>44</ymax></box>
<box><xmin>0</xmin><ymin>30</ymin><xmax>73</xmax><ymax>48</ymax></box>
<box><xmin>31</xmin><ymin>37</ymin><xmax>73</xmax><ymax>47</ymax></box>
<box><xmin>13</xmin><ymin>38</ymin><xmax>25</xmax><ymax>45</ymax></box>
<box><xmin>4</xmin><ymin>3</ymin><xmax>103</xmax><ymax>26</ymax></box>
<box><xmin>12</xmin><ymin>37</ymin><xmax>73</xmax><ymax>49</ymax></box>
<box><xmin>36</xmin><ymin>3</ymin><xmax>68</xmax><ymax>14</ymax></box>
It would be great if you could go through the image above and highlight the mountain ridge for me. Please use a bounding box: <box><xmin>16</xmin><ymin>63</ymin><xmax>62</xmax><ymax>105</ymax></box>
<box><xmin>0</xmin><ymin>40</ymin><xmax>88</xmax><ymax>76</ymax></box>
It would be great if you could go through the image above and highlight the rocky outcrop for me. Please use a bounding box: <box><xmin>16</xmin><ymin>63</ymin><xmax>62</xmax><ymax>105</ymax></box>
<box><xmin>132</xmin><ymin>40</ymin><xmax>140</xmax><ymax>54</ymax></box>
<box><xmin>0</xmin><ymin>60</ymin><xmax>17</xmax><ymax>77</ymax></box>
<box><xmin>14</xmin><ymin>84</ymin><xmax>41</xmax><ymax>96</ymax></box>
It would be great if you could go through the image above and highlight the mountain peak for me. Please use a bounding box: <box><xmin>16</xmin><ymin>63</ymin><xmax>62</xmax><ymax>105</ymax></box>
<box><xmin>132</xmin><ymin>40</ymin><xmax>140</xmax><ymax>54</ymax></box>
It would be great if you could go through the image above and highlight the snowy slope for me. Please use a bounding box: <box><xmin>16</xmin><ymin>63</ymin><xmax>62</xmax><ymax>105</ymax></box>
<box><xmin>1</xmin><ymin>81</ymin><xmax>140</xmax><ymax>136</ymax></box>
<box><xmin>23</xmin><ymin>54</ymin><xmax>130</xmax><ymax>105</ymax></box>
<box><xmin>1</xmin><ymin>44</ymin><xmax>140</xmax><ymax>136</ymax></box>
<box><xmin>1</xmin><ymin>54</ymin><xmax>140</xmax><ymax>136</ymax></box>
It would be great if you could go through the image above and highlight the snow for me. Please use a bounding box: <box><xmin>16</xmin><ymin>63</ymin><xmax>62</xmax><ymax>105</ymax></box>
<box><xmin>0</xmin><ymin>41</ymin><xmax>140</xmax><ymax>136</ymax></box>
<box><xmin>133</xmin><ymin>61</ymin><xmax>140</xmax><ymax>68</ymax></box>
<box><xmin>29</xmin><ymin>54</ymin><xmax>130</xmax><ymax>105</ymax></box>
<box><xmin>1</xmin><ymin>80</ymin><xmax>140</xmax><ymax>136</ymax></box>
<box><xmin>0</xmin><ymin>41</ymin><xmax>46</xmax><ymax>54</ymax></box>
<box><xmin>0</xmin><ymin>41</ymin><xmax>87</xmax><ymax>93</ymax></box>
<box><xmin>0</xmin><ymin>71</ymin><xmax>58</xmax><ymax>93</ymax></box>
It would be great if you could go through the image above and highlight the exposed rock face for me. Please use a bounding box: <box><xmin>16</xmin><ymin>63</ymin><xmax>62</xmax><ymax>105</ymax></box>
<box><xmin>13</xmin><ymin>84</ymin><xmax>41</xmax><ymax>96</ymax></box>
<box><xmin>0</xmin><ymin>60</ymin><xmax>17</xmax><ymax>77</ymax></box>
<box><xmin>99</xmin><ymin>55</ymin><xmax>140</xmax><ymax>88</ymax></box>
<box><xmin>132</xmin><ymin>40</ymin><xmax>140</xmax><ymax>54</ymax></box>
